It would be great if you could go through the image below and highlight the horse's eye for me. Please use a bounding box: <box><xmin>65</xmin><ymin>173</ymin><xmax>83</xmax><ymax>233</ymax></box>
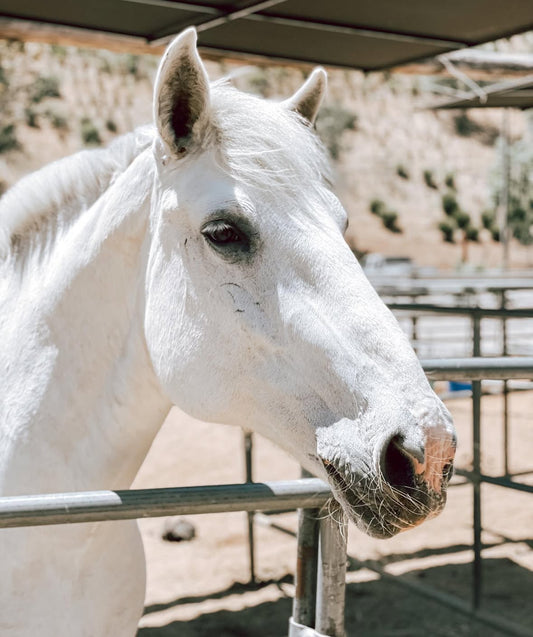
<box><xmin>202</xmin><ymin>221</ymin><xmax>249</xmax><ymax>249</ymax></box>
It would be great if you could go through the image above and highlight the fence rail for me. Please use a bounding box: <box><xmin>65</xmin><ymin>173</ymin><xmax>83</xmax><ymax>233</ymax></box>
<box><xmin>422</xmin><ymin>356</ymin><xmax>533</xmax><ymax>380</ymax></box>
<box><xmin>1</xmin><ymin>355</ymin><xmax>532</xmax><ymax>637</ymax></box>
<box><xmin>0</xmin><ymin>479</ymin><xmax>331</xmax><ymax>529</ymax></box>
<box><xmin>1</xmin><ymin>358</ymin><xmax>531</xmax><ymax>530</ymax></box>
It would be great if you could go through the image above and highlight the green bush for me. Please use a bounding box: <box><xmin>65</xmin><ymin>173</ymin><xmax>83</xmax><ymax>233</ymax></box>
<box><xmin>442</xmin><ymin>193</ymin><xmax>459</xmax><ymax>217</ymax></box>
<box><xmin>444</xmin><ymin>173</ymin><xmax>456</xmax><ymax>189</ymax></box>
<box><xmin>46</xmin><ymin>111</ymin><xmax>68</xmax><ymax>130</ymax></box>
<box><xmin>0</xmin><ymin>124</ymin><xmax>20</xmax><ymax>153</ymax></box>
<box><xmin>381</xmin><ymin>211</ymin><xmax>402</xmax><ymax>233</ymax></box>
<box><xmin>31</xmin><ymin>76</ymin><xmax>61</xmax><ymax>103</ymax></box>
<box><xmin>453</xmin><ymin>112</ymin><xmax>483</xmax><ymax>137</ymax></box>
<box><xmin>481</xmin><ymin>210</ymin><xmax>496</xmax><ymax>230</ymax></box>
<box><xmin>25</xmin><ymin>107</ymin><xmax>39</xmax><ymax>128</ymax></box>
<box><xmin>369</xmin><ymin>199</ymin><xmax>386</xmax><ymax>215</ymax></box>
<box><xmin>396</xmin><ymin>164</ymin><xmax>409</xmax><ymax>180</ymax></box>
<box><xmin>106</xmin><ymin>119</ymin><xmax>117</xmax><ymax>133</ymax></box>
<box><xmin>81</xmin><ymin>118</ymin><xmax>101</xmax><ymax>145</ymax></box>
<box><xmin>509</xmin><ymin>206</ymin><xmax>527</xmax><ymax>222</ymax></box>
<box><xmin>454</xmin><ymin>210</ymin><xmax>471</xmax><ymax>230</ymax></box>
<box><xmin>423</xmin><ymin>169</ymin><xmax>438</xmax><ymax>189</ymax></box>
<box><xmin>438</xmin><ymin>221</ymin><xmax>455</xmax><ymax>243</ymax></box>
<box><xmin>465</xmin><ymin>226</ymin><xmax>479</xmax><ymax>242</ymax></box>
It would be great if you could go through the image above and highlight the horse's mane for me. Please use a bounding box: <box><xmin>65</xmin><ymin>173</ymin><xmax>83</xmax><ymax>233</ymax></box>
<box><xmin>0</xmin><ymin>127</ymin><xmax>154</xmax><ymax>259</ymax></box>
<box><xmin>0</xmin><ymin>82</ymin><xmax>331</xmax><ymax>260</ymax></box>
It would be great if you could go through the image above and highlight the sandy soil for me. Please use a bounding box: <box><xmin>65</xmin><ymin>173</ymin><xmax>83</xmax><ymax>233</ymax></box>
<box><xmin>132</xmin><ymin>389</ymin><xmax>533</xmax><ymax>637</ymax></box>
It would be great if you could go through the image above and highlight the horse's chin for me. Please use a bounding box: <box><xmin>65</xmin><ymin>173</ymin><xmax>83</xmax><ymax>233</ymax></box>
<box><xmin>325</xmin><ymin>464</ymin><xmax>448</xmax><ymax>539</ymax></box>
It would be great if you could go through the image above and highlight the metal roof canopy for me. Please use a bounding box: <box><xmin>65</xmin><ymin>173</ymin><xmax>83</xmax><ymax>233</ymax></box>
<box><xmin>0</xmin><ymin>0</ymin><xmax>532</xmax><ymax>71</ymax></box>
<box><xmin>429</xmin><ymin>75</ymin><xmax>533</xmax><ymax>110</ymax></box>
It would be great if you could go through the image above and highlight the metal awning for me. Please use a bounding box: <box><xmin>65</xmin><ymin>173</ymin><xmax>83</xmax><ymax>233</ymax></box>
<box><xmin>429</xmin><ymin>75</ymin><xmax>533</xmax><ymax>110</ymax></box>
<box><xmin>0</xmin><ymin>0</ymin><xmax>532</xmax><ymax>70</ymax></box>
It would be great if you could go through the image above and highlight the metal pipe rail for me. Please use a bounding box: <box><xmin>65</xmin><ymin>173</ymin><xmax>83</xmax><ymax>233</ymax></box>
<box><xmin>421</xmin><ymin>356</ymin><xmax>533</xmax><ymax>380</ymax></box>
<box><xmin>0</xmin><ymin>479</ymin><xmax>331</xmax><ymax>529</ymax></box>
<box><xmin>1</xmin><ymin>356</ymin><xmax>532</xmax><ymax>637</ymax></box>
<box><xmin>1</xmin><ymin>358</ymin><xmax>530</xmax><ymax>529</ymax></box>
<box><xmin>389</xmin><ymin>303</ymin><xmax>533</xmax><ymax>318</ymax></box>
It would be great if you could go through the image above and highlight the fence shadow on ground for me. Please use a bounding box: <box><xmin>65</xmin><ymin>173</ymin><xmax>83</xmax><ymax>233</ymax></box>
<box><xmin>138</xmin><ymin>555</ymin><xmax>533</xmax><ymax>637</ymax></box>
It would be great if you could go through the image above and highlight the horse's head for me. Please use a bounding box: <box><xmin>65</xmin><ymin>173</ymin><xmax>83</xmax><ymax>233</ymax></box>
<box><xmin>144</xmin><ymin>29</ymin><xmax>456</xmax><ymax>538</ymax></box>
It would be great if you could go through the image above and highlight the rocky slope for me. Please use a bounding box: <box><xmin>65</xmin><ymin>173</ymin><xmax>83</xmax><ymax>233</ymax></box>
<box><xmin>0</xmin><ymin>36</ymin><xmax>531</xmax><ymax>269</ymax></box>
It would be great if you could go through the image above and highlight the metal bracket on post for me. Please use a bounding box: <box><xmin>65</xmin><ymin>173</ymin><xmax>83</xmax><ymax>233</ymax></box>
<box><xmin>289</xmin><ymin>503</ymin><xmax>348</xmax><ymax>637</ymax></box>
<box><xmin>289</xmin><ymin>617</ymin><xmax>330</xmax><ymax>637</ymax></box>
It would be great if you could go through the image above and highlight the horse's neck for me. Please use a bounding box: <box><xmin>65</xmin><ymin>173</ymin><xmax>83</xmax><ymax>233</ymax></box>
<box><xmin>0</xmin><ymin>151</ymin><xmax>171</xmax><ymax>496</ymax></box>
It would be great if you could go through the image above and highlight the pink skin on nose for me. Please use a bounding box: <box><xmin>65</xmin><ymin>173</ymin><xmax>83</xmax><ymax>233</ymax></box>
<box><xmin>412</xmin><ymin>433</ymin><xmax>456</xmax><ymax>495</ymax></box>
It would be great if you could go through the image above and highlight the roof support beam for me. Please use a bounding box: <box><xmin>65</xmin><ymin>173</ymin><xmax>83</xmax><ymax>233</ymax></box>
<box><xmin>118</xmin><ymin>0</ymin><xmax>219</xmax><ymax>14</ymax></box>
<box><xmin>150</xmin><ymin>6</ymin><xmax>468</xmax><ymax>50</ymax></box>
<box><xmin>149</xmin><ymin>0</ymin><xmax>290</xmax><ymax>43</ymax></box>
<box><xmin>243</xmin><ymin>13</ymin><xmax>467</xmax><ymax>49</ymax></box>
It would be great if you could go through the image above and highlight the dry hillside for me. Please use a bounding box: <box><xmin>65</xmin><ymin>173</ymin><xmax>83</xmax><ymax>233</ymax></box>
<box><xmin>0</xmin><ymin>35</ymin><xmax>531</xmax><ymax>269</ymax></box>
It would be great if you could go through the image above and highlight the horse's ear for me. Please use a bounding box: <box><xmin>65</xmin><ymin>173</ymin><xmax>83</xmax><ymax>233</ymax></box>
<box><xmin>283</xmin><ymin>68</ymin><xmax>327</xmax><ymax>125</ymax></box>
<box><xmin>153</xmin><ymin>28</ymin><xmax>210</xmax><ymax>157</ymax></box>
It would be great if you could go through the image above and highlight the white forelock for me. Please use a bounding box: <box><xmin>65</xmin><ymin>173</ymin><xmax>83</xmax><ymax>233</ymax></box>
<box><xmin>211</xmin><ymin>82</ymin><xmax>331</xmax><ymax>204</ymax></box>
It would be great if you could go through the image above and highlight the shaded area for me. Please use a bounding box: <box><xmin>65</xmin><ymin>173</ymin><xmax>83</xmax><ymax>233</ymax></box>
<box><xmin>1</xmin><ymin>1</ymin><xmax>533</xmax><ymax>71</ymax></box>
<box><xmin>138</xmin><ymin>557</ymin><xmax>533</xmax><ymax>637</ymax></box>
<box><xmin>144</xmin><ymin>575</ymin><xmax>293</xmax><ymax>616</ymax></box>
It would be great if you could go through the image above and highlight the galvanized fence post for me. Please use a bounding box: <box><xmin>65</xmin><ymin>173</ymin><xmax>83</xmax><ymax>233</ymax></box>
<box><xmin>243</xmin><ymin>431</ymin><xmax>256</xmax><ymax>584</ymax></box>
<box><xmin>500</xmin><ymin>290</ymin><xmax>511</xmax><ymax>476</ymax></box>
<box><xmin>471</xmin><ymin>311</ymin><xmax>483</xmax><ymax>610</ymax></box>
<box><xmin>315</xmin><ymin>507</ymin><xmax>348</xmax><ymax>637</ymax></box>
<box><xmin>290</xmin><ymin>507</ymin><xmax>320</xmax><ymax>633</ymax></box>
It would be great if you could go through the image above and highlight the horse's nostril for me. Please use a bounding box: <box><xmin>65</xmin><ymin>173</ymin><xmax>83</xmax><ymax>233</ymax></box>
<box><xmin>381</xmin><ymin>435</ymin><xmax>419</xmax><ymax>492</ymax></box>
<box><xmin>443</xmin><ymin>462</ymin><xmax>454</xmax><ymax>483</ymax></box>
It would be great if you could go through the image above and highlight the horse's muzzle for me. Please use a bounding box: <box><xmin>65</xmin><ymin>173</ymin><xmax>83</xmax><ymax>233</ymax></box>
<box><xmin>321</xmin><ymin>432</ymin><xmax>455</xmax><ymax>538</ymax></box>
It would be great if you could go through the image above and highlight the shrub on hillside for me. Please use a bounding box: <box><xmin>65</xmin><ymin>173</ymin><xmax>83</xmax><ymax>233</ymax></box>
<box><xmin>453</xmin><ymin>111</ymin><xmax>483</xmax><ymax>137</ymax></box>
<box><xmin>46</xmin><ymin>110</ymin><xmax>68</xmax><ymax>130</ymax></box>
<box><xmin>25</xmin><ymin>107</ymin><xmax>39</xmax><ymax>128</ymax></box>
<box><xmin>481</xmin><ymin>209</ymin><xmax>496</xmax><ymax>230</ymax></box>
<box><xmin>31</xmin><ymin>76</ymin><xmax>61</xmax><ymax>103</ymax></box>
<box><xmin>423</xmin><ymin>169</ymin><xmax>438</xmax><ymax>189</ymax></box>
<box><xmin>369</xmin><ymin>199</ymin><xmax>386</xmax><ymax>215</ymax></box>
<box><xmin>444</xmin><ymin>173</ymin><xmax>456</xmax><ymax>189</ymax></box>
<box><xmin>396</xmin><ymin>164</ymin><xmax>409</xmax><ymax>179</ymax></box>
<box><xmin>453</xmin><ymin>111</ymin><xmax>498</xmax><ymax>145</ymax></box>
<box><xmin>315</xmin><ymin>103</ymin><xmax>357</xmax><ymax>160</ymax></box>
<box><xmin>0</xmin><ymin>124</ymin><xmax>20</xmax><ymax>153</ymax></box>
<box><xmin>442</xmin><ymin>193</ymin><xmax>459</xmax><ymax>217</ymax></box>
<box><xmin>454</xmin><ymin>210</ymin><xmax>471</xmax><ymax>230</ymax></box>
<box><xmin>465</xmin><ymin>226</ymin><xmax>479</xmax><ymax>242</ymax></box>
<box><xmin>381</xmin><ymin>211</ymin><xmax>402</xmax><ymax>233</ymax></box>
<box><xmin>438</xmin><ymin>221</ymin><xmax>455</xmax><ymax>243</ymax></box>
<box><xmin>81</xmin><ymin>118</ymin><xmax>101</xmax><ymax>146</ymax></box>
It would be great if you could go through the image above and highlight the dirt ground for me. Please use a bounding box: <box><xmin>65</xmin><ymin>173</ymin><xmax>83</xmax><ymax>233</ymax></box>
<box><xmin>132</xmin><ymin>389</ymin><xmax>533</xmax><ymax>637</ymax></box>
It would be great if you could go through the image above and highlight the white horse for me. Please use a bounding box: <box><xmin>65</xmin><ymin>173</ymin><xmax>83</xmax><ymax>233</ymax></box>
<box><xmin>0</xmin><ymin>28</ymin><xmax>456</xmax><ymax>636</ymax></box>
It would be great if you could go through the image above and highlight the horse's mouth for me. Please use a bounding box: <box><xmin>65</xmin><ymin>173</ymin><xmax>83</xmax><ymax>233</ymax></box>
<box><xmin>321</xmin><ymin>459</ymin><xmax>447</xmax><ymax>539</ymax></box>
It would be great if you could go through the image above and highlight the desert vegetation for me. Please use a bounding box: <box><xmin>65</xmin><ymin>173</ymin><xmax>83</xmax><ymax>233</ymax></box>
<box><xmin>0</xmin><ymin>37</ymin><xmax>531</xmax><ymax>268</ymax></box>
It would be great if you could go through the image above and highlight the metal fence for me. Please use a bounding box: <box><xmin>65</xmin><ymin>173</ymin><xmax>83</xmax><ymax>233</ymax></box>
<box><xmin>1</xmin><ymin>356</ymin><xmax>533</xmax><ymax>637</ymax></box>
